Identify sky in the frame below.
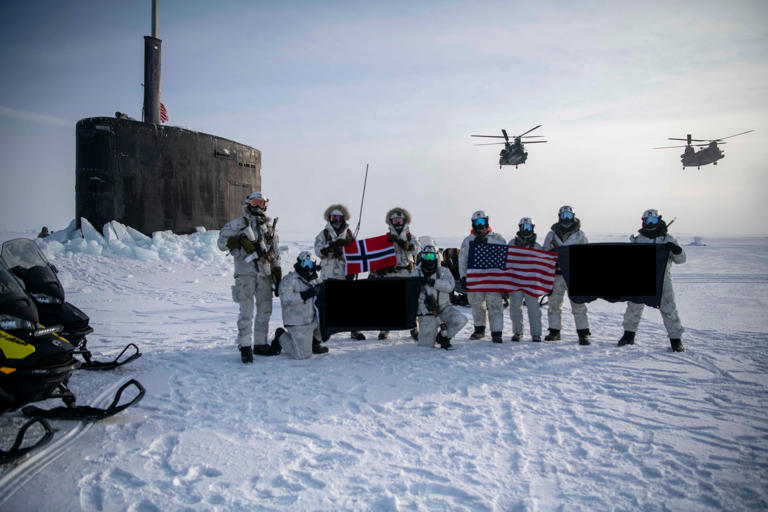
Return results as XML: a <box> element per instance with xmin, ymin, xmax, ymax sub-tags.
<box><xmin>1</xmin><ymin>0</ymin><xmax>767</xmax><ymax>237</ymax></box>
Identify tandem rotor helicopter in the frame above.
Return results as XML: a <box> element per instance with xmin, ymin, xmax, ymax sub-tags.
<box><xmin>653</xmin><ymin>130</ymin><xmax>754</xmax><ymax>169</ymax></box>
<box><xmin>471</xmin><ymin>125</ymin><xmax>547</xmax><ymax>169</ymax></box>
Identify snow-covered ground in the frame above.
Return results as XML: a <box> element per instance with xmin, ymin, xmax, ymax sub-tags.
<box><xmin>1</xmin><ymin>227</ymin><xmax>767</xmax><ymax>511</ymax></box>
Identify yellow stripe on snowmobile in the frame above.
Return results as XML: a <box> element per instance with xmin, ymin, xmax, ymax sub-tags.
<box><xmin>0</xmin><ymin>330</ymin><xmax>36</xmax><ymax>359</ymax></box>
<box><xmin>0</xmin><ymin>367</ymin><xmax>16</xmax><ymax>374</ymax></box>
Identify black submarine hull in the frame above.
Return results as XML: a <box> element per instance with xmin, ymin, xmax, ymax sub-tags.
<box><xmin>76</xmin><ymin>116</ymin><xmax>261</xmax><ymax>236</ymax></box>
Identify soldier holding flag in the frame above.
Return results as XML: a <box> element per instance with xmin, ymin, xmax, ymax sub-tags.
<box><xmin>370</xmin><ymin>207</ymin><xmax>421</xmax><ymax>340</ymax></box>
<box><xmin>618</xmin><ymin>209</ymin><xmax>686</xmax><ymax>352</ymax></box>
<box><xmin>542</xmin><ymin>205</ymin><xmax>591</xmax><ymax>345</ymax></box>
<box><xmin>459</xmin><ymin>210</ymin><xmax>507</xmax><ymax>343</ymax></box>
<box><xmin>314</xmin><ymin>204</ymin><xmax>365</xmax><ymax>340</ymax></box>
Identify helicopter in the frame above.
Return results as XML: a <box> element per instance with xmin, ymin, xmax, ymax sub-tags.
<box><xmin>471</xmin><ymin>125</ymin><xmax>547</xmax><ymax>169</ymax></box>
<box><xmin>653</xmin><ymin>130</ymin><xmax>754</xmax><ymax>169</ymax></box>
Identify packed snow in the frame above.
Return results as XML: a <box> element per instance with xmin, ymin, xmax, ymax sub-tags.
<box><xmin>0</xmin><ymin>222</ymin><xmax>767</xmax><ymax>511</ymax></box>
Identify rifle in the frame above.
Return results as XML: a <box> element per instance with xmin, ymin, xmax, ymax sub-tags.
<box><xmin>354</xmin><ymin>164</ymin><xmax>369</xmax><ymax>239</ymax></box>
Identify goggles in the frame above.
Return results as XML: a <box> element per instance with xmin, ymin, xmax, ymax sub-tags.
<box><xmin>559</xmin><ymin>211</ymin><xmax>574</xmax><ymax>220</ymax></box>
<box><xmin>299</xmin><ymin>258</ymin><xmax>316</xmax><ymax>269</ymax></box>
<box><xmin>472</xmin><ymin>218</ymin><xmax>488</xmax><ymax>227</ymax></box>
<box><xmin>422</xmin><ymin>252</ymin><xmax>438</xmax><ymax>261</ymax></box>
<box><xmin>520</xmin><ymin>222</ymin><xmax>533</xmax><ymax>231</ymax></box>
<box><xmin>329</xmin><ymin>214</ymin><xmax>344</xmax><ymax>223</ymax></box>
<box><xmin>248</xmin><ymin>197</ymin><xmax>267</xmax><ymax>208</ymax></box>
<box><xmin>391</xmin><ymin>216</ymin><xmax>405</xmax><ymax>227</ymax></box>
<box><xmin>644</xmin><ymin>215</ymin><xmax>660</xmax><ymax>225</ymax></box>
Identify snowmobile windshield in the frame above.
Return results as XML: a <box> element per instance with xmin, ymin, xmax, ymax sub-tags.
<box><xmin>1</xmin><ymin>238</ymin><xmax>50</xmax><ymax>271</ymax></box>
<box><xmin>0</xmin><ymin>260</ymin><xmax>38</xmax><ymax>325</ymax></box>
<box><xmin>1</xmin><ymin>239</ymin><xmax>64</xmax><ymax>302</ymax></box>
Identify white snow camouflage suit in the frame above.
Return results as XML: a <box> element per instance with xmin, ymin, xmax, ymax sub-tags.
<box><xmin>411</xmin><ymin>264</ymin><xmax>468</xmax><ymax>347</ymax></box>
<box><xmin>314</xmin><ymin>204</ymin><xmax>355</xmax><ymax>281</ymax></box>
<box><xmin>276</xmin><ymin>270</ymin><xmax>322</xmax><ymax>360</ymax></box>
<box><xmin>217</xmin><ymin>208</ymin><xmax>280</xmax><ymax>348</ymax></box>
<box><xmin>459</xmin><ymin>230</ymin><xmax>507</xmax><ymax>333</ymax></box>
<box><xmin>542</xmin><ymin>221</ymin><xmax>590</xmax><ymax>331</ymax></box>
<box><xmin>622</xmin><ymin>232</ymin><xmax>686</xmax><ymax>338</ymax></box>
<box><xmin>507</xmin><ymin>236</ymin><xmax>544</xmax><ymax>339</ymax></box>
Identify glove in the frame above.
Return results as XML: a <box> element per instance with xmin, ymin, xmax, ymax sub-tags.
<box><xmin>424</xmin><ymin>294</ymin><xmax>438</xmax><ymax>313</ymax></box>
<box><xmin>240</xmin><ymin>236</ymin><xmax>256</xmax><ymax>254</ymax></box>
<box><xmin>665</xmin><ymin>242</ymin><xmax>682</xmax><ymax>255</ymax></box>
<box><xmin>388</xmin><ymin>234</ymin><xmax>407</xmax><ymax>249</ymax></box>
<box><xmin>300</xmin><ymin>286</ymin><xmax>318</xmax><ymax>301</ymax></box>
<box><xmin>474</xmin><ymin>236</ymin><xmax>487</xmax><ymax>245</ymax></box>
<box><xmin>320</xmin><ymin>247</ymin><xmax>332</xmax><ymax>257</ymax></box>
<box><xmin>226</xmin><ymin>235</ymin><xmax>243</xmax><ymax>251</ymax></box>
<box><xmin>329</xmin><ymin>238</ymin><xmax>348</xmax><ymax>248</ymax></box>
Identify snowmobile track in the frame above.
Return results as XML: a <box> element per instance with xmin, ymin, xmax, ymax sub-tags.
<box><xmin>0</xmin><ymin>378</ymin><xmax>129</xmax><ymax>507</ymax></box>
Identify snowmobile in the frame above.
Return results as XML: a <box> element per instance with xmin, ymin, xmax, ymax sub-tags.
<box><xmin>0</xmin><ymin>238</ymin><xmax>140</xmax><ymax>370</ymax></box>
<box><xmin>0</xmin><ymin>259</ymin><xmax>145</xmax><ymax>463</ymax></box>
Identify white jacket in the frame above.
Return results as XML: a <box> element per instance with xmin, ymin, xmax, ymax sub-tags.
<box><xmin>411</xmin><ymin>265</ymin><xmax>455</xmax><ymax>316</ymax></box>
<box><xmin>217</xmin><ymin>209</ymin><xmax>280</xmax><ymax>277</ymax></box>
<box><xmin>629</xmin><ymin>232</ymin><xmax>686</xmax><ymax>274</ymax></box>
<box><xmin>458</xmin><ymin>231</ymin><xmax>507</xmax><ymax>278</ymax></box>
<box><xmin>278</xmin><ymin>270</ymin><xmax>319</xmax><ymax>326</ymax></box>
<box><xmin>314</xmin><ymin>223</ymin><xmax>355</xmax><ymax>280</ymax></box>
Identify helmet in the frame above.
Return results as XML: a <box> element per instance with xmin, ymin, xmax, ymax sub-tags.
<box><xmin>419</xmin><ymin>244</ymin><xmax>440</xmax><ymax>274</ymax></box>
<box><xmin>558</xmin><ymin>205</ymin><xmax>574</xmax><ymax>221</ymax></box>
<box><xmin>642</xmin><ymin>208</ymin><xmax>661</xmax><ymax>227</ymax></box>
<box><xmin>245</xmin><ymin>192</ymin><xmax>268</xmax><ymax>215</ymax></box>
<box><xmin>518</xmin><ymin>217</ymin><xmax>535</xmax><ymax>232</ymax></box>
<box><xmin>471</xmin><ymin>210</ymin><xmax>489</xmax><ymax>232</ymax></box>
<box><xmin>295</xmin><ymin>250</ymin><xmax>319</xmax><ymax>281</ymax></box>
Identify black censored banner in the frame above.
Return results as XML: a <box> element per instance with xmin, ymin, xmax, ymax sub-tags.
<box><xmin>558</xmin><ymin>243</ymin><xmax>670</xmax><ymax>307</ymax></box>
<box><xmin>317</xmin><ymin>277</ymin><xmax>421</xmax><ymax>339</ymax></box>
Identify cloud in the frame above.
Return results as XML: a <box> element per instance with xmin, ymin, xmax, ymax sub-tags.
<box><xmin>0</xmin><ymin>105</ymin><xmax>71</xmax><ymax>127</ymax></box>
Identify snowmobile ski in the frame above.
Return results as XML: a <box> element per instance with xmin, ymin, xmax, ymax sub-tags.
<box><xmin>0</xmin><ymin>417</ymin><xmax>54</xmax><ymax>464</ymax></box>
<box><xmin>21</xmin><ymin>379</ymin><xmax>145</xmax><ymax>421</ymax></box>
<box><xmin>78</xmin><ymin>342</ymin><xmax>142</xmax><ymax>371</ymax></box>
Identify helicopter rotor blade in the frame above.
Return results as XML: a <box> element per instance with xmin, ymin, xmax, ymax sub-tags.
<box><xmin>521</xmin><ymin>135</ymin><xmax>546</xmax><ymax>138</ymax></box>
<box><xmin>653</xmin><ymin>145</ymin><xmax>689</xmax><ymax>149</ymax></box>
<box><xmin>473</xmin><ymin>142</ymin><xmax>508</xmax><ymax>146</ymax></box>
<box><xmin>517</xmin><ymin>125</ymin><xmax>542</xmax><ymax>138</ymax></box>
<box><xmin>470</xmin><ymin>135</ymin><xmax>507</xmax><ymax>138</ymax></box>
<box><xmin>668</xmin><ymin>137</ymin><xmax>708</xmax><ymax>142</ymax></box>
<box><xmin>502</xmin><ymin>129</ymin><xmax>509</xmax><ymax>142</ymax></box>
<box><xmin>522</xmin><ymin>140</ymin><xmax>548</xmax><ymax>144</ymax></box>
<box><xmin>714</xmin><ymin>130</ymin><xmax>754</xmax><ymax>141</ymax></box>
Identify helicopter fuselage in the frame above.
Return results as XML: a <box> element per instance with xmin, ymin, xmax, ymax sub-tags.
<box><xmin>681</xmin><ymin>142</ymin><xmax>724</xmax><ymax>168</ymax></box>
<box><xmin>499</xmin><ymin>144</ymin><xmax>528</xmax><ymax>167</ymax></box>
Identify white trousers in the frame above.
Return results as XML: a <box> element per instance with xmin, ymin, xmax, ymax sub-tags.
<box><xmin>468</xmin><ymin>291</ymin><xmax>504</xmax><ymax>332</ymax></box>
<box><xmin>509</xmin><ymin>291</ymin><xmax>542</xmax><ymax>337</ymax></box>
<box><xmin>547</xmin><ymin>275</ymin><xmax>589</xmax><ymax>331</ymax></box>
<box><xmin>233</xmin><ymin>273</ymin><xmax>273</xmax><ymax>347</ymax></box>
<box><xmin>623</xmin><ymin>274</ymin><xmax>684</xmax><ymax>338</ymax></box>
<box><xmin>416</xmin><ymin>307</ymin><xmax>468</xmax><ymax>347</ymax></box>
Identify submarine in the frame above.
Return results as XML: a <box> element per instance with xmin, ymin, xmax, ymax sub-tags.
<box><xmin>75</xmin><ymin>0</ymin><xmax>261</xmax><ymax>236</ymax></box>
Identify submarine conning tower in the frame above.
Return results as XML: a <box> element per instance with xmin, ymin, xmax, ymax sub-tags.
<box><xmin>75</xmin><ymin>0</ymin><xmax>261</xmax><ymax>236</ymax></box>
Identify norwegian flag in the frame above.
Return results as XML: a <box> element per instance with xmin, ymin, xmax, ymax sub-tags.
<box><xmin>343</xmin><ymin>234</ymin><xmax>397</xmax><ymax>275</ymax></box>
<box><xmin>467</xmin><ymin>243</ymin><xmax>557</xmax><ymax>297</ymax></box>
<box><xmin>160</xmin><ymin>102</ymin><xmax>168</xmax><ymax>123</ymax></box>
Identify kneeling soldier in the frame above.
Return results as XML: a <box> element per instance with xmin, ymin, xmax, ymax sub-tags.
<box><xmin>411</xmin><ymin>243</ymin><xmax>468</xmax><ymax>350</ymax></box>
<box><xmin>273</xmin><ymin>251</ymin><xmax>329</xmax><ymax>359</ymax></box>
